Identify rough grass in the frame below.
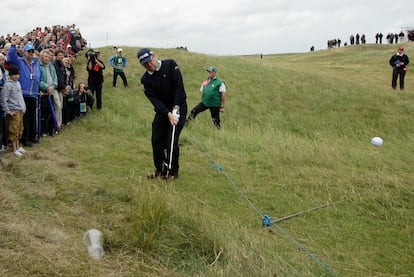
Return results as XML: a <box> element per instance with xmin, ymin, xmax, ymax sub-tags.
<box><xmin>1</xmin><ymin>43</ymin><xmax>413</xmax><ymax>276</ymax></box>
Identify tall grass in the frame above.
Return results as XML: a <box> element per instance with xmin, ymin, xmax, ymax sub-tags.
<box><xmin>1</xmin><ymin>43</ymin><xmax>413</xmax><ymax>276</ymax></box>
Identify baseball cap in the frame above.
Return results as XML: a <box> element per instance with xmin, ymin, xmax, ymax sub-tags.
<box><xmin>23</xmin><ymin>44</ymin><xmax>35</xmax><ymax>51</ymax></box>
<box><xmin>398</xmin><ymin>46</ymin><xmax>404</xmax><ymax>51</ymax></box>
<box><xmin>8</xmin><ymin>65</ymin><xmax>20</xmax><ymax>75</ymax></box>
<box><xmin>117</xmin><ymin>48</ymin><xmax>123</xmax><ymax>52</ymax></box>
<box><xmin>137</xmin><ymin>48</ymin><xmax>153</xmax><ymax>64</ymax></box>
<box><xmin>206</xmin><ymin>66</ymin><xmax>217</xmax><ymax>72</ymax></box>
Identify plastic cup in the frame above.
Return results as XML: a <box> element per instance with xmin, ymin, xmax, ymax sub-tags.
<box><xmin>83</xmin><ymin>229</ymin><xmax>104</xmax><ymax>259</ymax></box>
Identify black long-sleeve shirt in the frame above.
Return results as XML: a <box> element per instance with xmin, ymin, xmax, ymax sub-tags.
<box><xmin>141</xmin><ymin>59</ymin><xmax>187</xmax><ymax>115</ymax></box>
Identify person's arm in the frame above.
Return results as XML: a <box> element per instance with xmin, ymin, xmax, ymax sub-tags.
<box><xmin>96</xmin><ymin>59</ymin><xmax>105</xmax><ymax>69</ymax></box>
<box><xmin>220</xmin><ymin>92</ymin><xmax>226</xmax><ymax>111</ymax></box>
<box><xmin>7</xmin><ymin>45</ymin><xmax>20</xmax><ymax>66</ymax></box>
<box><xmin>108</xmin><ymin>56</ymin><xmax>114</xmax><ymax>67</ymax></box>
<box><xmin>170</xmin><ymin>60</ymin><xmax>186</xmax><ymax>106</ymax></box>
<box><xmin>389</xmin><ymin>56</ymin><xmax>396</xmax><ymax>67</ymax></box>
<box><xmin>404</xmin><ymin>55</ymin><xmax>409</xmax><ymax>66</ymax></box>
<box><xmin>220</xmin><ymin>82</ymin><xmax>226</xmax><ymax>111</ymax></box>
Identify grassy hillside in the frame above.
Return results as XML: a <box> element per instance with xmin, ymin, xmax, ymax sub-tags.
<box><xmin>1</xmin><ymin>43</ymin><xmax>413</xmax><ymax>276</ymax></box>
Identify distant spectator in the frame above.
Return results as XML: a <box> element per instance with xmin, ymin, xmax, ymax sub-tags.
<box><xmin>109</xmin><ymin>48</ymin><xmax>128</xmax><ymax>88</ymax></box>
<box><xmin>350</xmin><ymin>35</ymin><xmax>355</xmax><ymax>45</ymax></box>
<box><xmin>389</xmin><ymin>46</ymin><xmax>409</xmax><ymax>90</ymax></box>
<box><xmin>361</xmin><ymin>34</ymin><xmax>366</xmax><ymax>44</ymax></box>
<box><xmin>398</xmin><ymin>31</ymin><xmax>404</xmax><ymax>43</ymax></box>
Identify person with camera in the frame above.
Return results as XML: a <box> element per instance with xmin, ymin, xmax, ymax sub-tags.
<box><xmin>86</xmin><ymin>51</ymin><xmax>105</xmax><ymax>109</ymax></box>
<box><xmin>74</xmin><ymin>82</ymin><xmax>94</xmax><ymax>117</ymax></box>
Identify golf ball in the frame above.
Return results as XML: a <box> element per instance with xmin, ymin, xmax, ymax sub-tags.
<box><xmin>371</xmin><ymin>137</ymin><xmax>383</xmax><ymax>147</ymax></box>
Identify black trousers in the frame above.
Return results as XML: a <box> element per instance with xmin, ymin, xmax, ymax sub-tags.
<box><xmin>113</xmin><ymin>70</ymin><xmax>128</xmax><ymax>87</ymax></box>
<box><xmin>89</xmin><ymin>83</ymin><xmax>103</xmax><ymax>109</ymax></box>
<box><xmin>392</xmin><ymin>68</ymin><xmax>406</xmax><ymax>89</ymax></box>
<box><xmin>189</xmin><ymin>102</ymin><xmax>221</xmax><ymax>129</ymax></box>
<box><xmin>151</xmin><ymin>104</ymin><xmax>187</xmax><ymax>176</ymax></box>
<box><xmin>22</xmin><ymin>96</ymin><xmax>38</xmax><ymax>143</ymax></box>
<box><xmin>40</xmin><ymin>95</ymin><xmax>55</xmax><ymax>136</ymax></box>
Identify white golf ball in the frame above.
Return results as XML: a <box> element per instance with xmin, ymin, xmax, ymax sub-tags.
<box><xmin>371</xmin><ymin>137</ymin><xmax>383</xmax><ymax>147</ymax></box>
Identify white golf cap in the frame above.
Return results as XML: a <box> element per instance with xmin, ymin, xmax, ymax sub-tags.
<box><xmin>117</xmin><ymin>48</ymin><xmax>123</xmax><ymax>52</ymax></box>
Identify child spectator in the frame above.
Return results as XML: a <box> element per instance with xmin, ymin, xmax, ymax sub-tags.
<box><xmin>0</xmin><ymin>65</ymin><xmax>26</xmax><ymax>157</ymax></box>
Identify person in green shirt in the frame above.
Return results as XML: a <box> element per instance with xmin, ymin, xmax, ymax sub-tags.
<box><xmin>109</xmin><ymin>48</ymin><xmax>128</xmax><ymax>87</ymax></box>
<box><xmin>186</xmin><ymin>66</ymin><xmax>226</xmax><ymax>129</ymax></box>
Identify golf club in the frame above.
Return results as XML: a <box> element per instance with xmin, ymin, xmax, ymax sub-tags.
<box><xmin>271</xmin><ymin>202</ymin><xmax>338</xmax><ymax>224</ymax></box>
<box><xmin>166</xmin><ymin>105</ymin><xmax>180</xmax><ymax>177</ymax></box>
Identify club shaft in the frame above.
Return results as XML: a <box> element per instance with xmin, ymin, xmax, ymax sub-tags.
<box><xmin>167</xmin><ymin>125</ymin><xmax>176</xmax><ymax>175</ymax></box>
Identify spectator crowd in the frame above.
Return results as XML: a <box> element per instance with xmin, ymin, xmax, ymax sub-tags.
<box><xmin>0</xmin><ymin>24</ymin><xmax>95</xmax><ymax>159</ymax></box>
<box><xmin>325</xmin><ymin>30</ymin><xmax>411</xmax><ymax>50</ymax></box>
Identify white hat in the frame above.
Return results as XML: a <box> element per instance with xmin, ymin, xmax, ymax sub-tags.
<box><xmin>117</xmin><ymin>48</ymin><xmax>123</xmax><ymax>52</ymax></box>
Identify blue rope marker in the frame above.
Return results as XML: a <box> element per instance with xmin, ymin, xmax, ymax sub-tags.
<box><xmin>186</xmin><ymin>135</ymin><xmax>336</xmax><ymax>275</ymax></box>
<box><xmin>262</xmin><ymin>214</ymin><xmax>272</xmax><ymax>227</ymax></box>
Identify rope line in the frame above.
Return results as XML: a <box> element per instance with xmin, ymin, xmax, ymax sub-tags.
<box><xmin>185</xmin><ymin>134</ymin><xmax>336</xmax><ymax>275</ymax></box>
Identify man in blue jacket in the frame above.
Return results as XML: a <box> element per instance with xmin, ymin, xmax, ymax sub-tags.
<box><xmin>8</xmin><ymin>43</ymin><xmax>41</xmax><ymax>146</ymax></box>
<box><xmin>109</xmin><ymin>48</ymin><xmax>128</xmax><ymax>87</ymax></box>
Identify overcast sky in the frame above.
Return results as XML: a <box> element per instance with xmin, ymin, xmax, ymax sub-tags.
<box><xmin>1</xmin><ymin>0</ymin><xmax>413</xmax><ymax>55</ymax></box>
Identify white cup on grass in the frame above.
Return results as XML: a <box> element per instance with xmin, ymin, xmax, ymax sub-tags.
<box><xmin>83</xmin><ymin>229</ymin><xmax>105</xmax><ymax>259</ymax></box>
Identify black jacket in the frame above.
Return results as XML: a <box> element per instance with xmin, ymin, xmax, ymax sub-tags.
<box><xmin>389</xmin><ymin>53</ymin><xmax>409</xmax><ymax>69</ymax></box>
<box><xmin>141</xmin><ymin>59</ymin><xmax>187</xmax><ymax>115</ymax></box>
<box><xmin>53</xmin><ymin>60</ymin><xmax>67</xmax><ymax>91</ymax></box>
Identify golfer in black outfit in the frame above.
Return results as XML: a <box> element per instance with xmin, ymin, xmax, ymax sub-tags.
<box><xmin>138</xmin><ymin>48</ymin><xmax>187</xmax><ymax>181</ymax></box>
